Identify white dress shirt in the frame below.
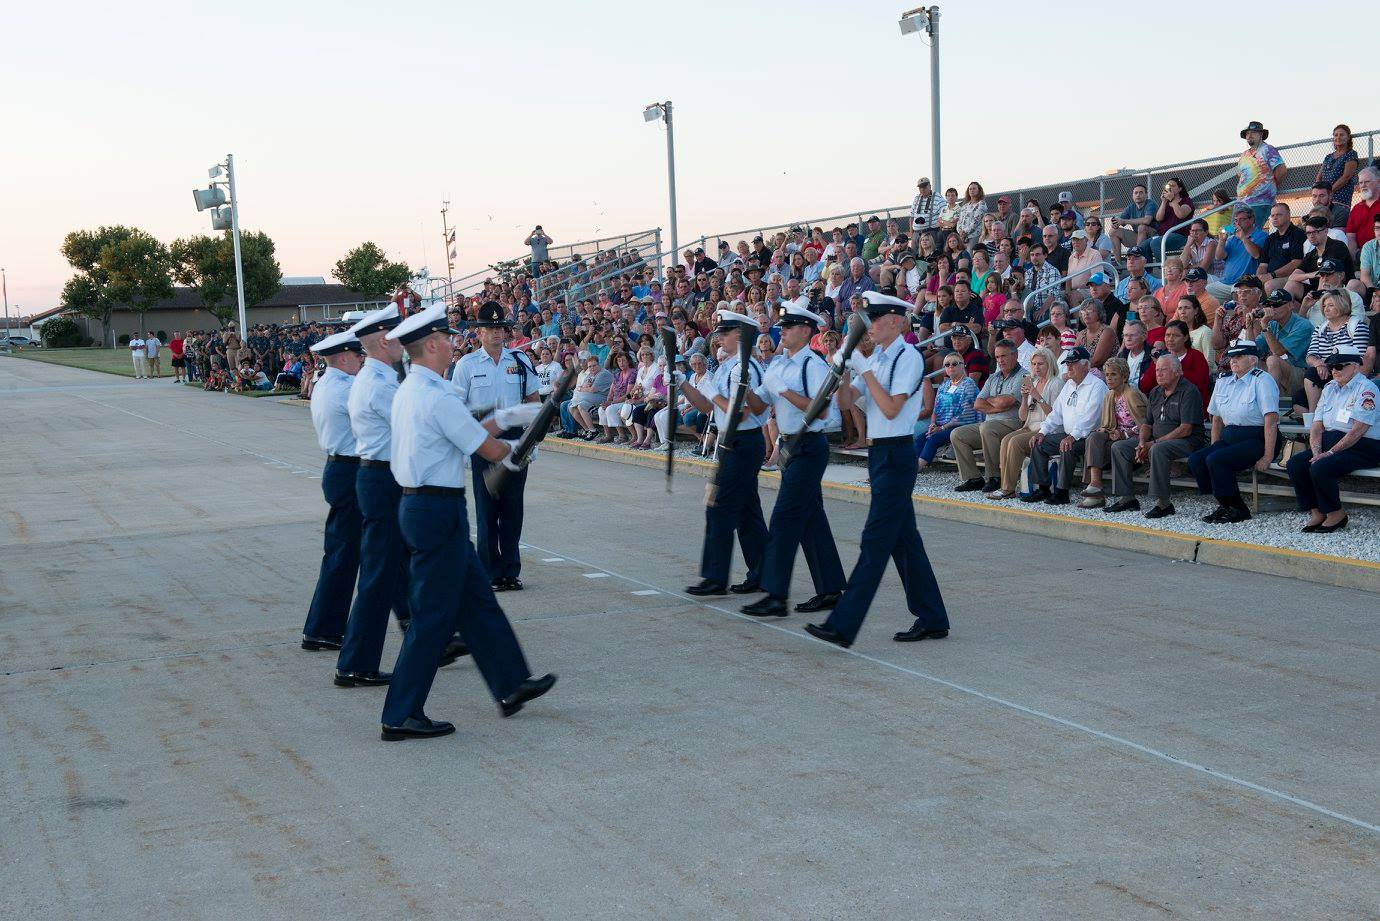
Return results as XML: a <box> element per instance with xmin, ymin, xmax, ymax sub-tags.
<box><xmin>850</xmin><ymin>337</ymin><xmax>926</xmax><ymax>438</ymax></box>
<box><xmin>389</xmin><ymin>365</ymin><xmax>490</xmax><ymax>488</ymax></box>
<box><xmin>709</xmin><ymin>355</ymin><xmax>767</xmax><ymax>432</ymax></box>
<box><xmin>451</xmin><ymin>346</ymin><xmax>537</xmax><ymax>413</ymax></box>
<box><xmin>1207</xmin><ymin>367</ymin><xmax>1280</xmax><ymax>427</ymax></box>
<box><xmin>1039</xmin><ymin>374</ymin><xmax>1109</xmax><ymax>439</ymax></box>
<box><xmin>348</xmin><ymin>357</ymin><xmax>401</xmax><ymax>461</ymax></box>
<box><xmin>310</xmin><ymin>367</ymin><xmax>357</xmax><ymax>456</ymax></box>
<box><xmin>762</xmin><ymin>346</ymin><xmax>831</xmax><ymax>435</ymax></box>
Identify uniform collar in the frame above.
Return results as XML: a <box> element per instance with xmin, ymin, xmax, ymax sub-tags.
<box><xmin>410</xmin><ymin>364</ymin><xmax>445</xmax><ymax>384</ymax></box>
<box><xmin>364</xmin><ymin>356</ymin><xmax>394</xmax><ymax>376</ymax></box>
<box><xmin>321</xmin><ymin>366</ymin><xmax>351</xmax><ymax>382</ymax></box>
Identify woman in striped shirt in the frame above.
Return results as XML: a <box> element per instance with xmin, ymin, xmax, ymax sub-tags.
<box><xmin>1303</xmin><ymin>290</ymin><xmax>1370</xmax><ymax>412</ymax></box>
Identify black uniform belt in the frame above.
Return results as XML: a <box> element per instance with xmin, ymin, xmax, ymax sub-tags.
<box><xmin>402</xmin><ymin>486</ymin><xmax>465</xmax><ymax>497</ymax></box>
<box><xmin>871</xmin><ymin>435</ymin><xmax>912</xmax><ymax>445</ymax></box>
<box><xmin>359</xmin><ymin>459</ymin><xmax>391</xmax><ymax>469</ymax></box>
<box><xmin>327</xmin><ymin>454</ymin><xmax>360</xmax><ymax>464</ymax></box>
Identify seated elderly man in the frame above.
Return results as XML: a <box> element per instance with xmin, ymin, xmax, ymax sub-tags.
<box><xmin>951</xmin><ymin>339</ymin><xmax>1028</xmax><ymax>493</ymax></box>
<box><xmin>1023</xmin><ymin>346</ymin><xmax>1108</xmax><ymax>504</ymax></box>
<box><xmin>1105</xmin><ymin>353</ymin><xmax>1207</xmax><ymax>518</ymax></box>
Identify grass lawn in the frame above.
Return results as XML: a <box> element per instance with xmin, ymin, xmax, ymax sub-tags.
<box><xmin>5</xmin><ymin>347</ymin><xmax>155</xmax><ymax>378</ymax></box>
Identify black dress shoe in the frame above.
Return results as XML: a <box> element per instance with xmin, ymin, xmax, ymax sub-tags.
<box><xmin>1219</xmin><ymin>504</ymin><xmax>1252</xmax><ymax>523</ymax></box>
<box><xmin>504</xmin><ymin>577</ymin><xmax>523</xmax><ymax>591</ymax></box>
<box><xmin>500</xmin><ymin>673</ymin><xmax>557</xmax><ymax>717</ymax></box>
<box><xmin>301</xmin><ymin>635</ymin><xmax>343</xmax><ymax>651</ymax></box>
<box><xmin>1144</xmin><ymin>502</ymin><xmax>1175</xmax><ymax>519</ymax></box>
<box><xmin>1201</xmin><ymin>504</ymin><xmax>1229</xmax><ymax>523</ymax></box>
<box><xmin>1314</xmin><ymin>515</ymin><xmax>1349</xmax><ymax>534</ymax></box>
<box><xmin>729</xmin><ymin>580</ymin><xmax>761</xmax><ymax>594</ymax></box>
<box><xmin>741</xmin><ymin>596</ymin><xmax>789</xmax><ymax>617</ymax></box>
<box><xmin>804</xmin><ymin>622</ymin><xmax>852</xmax><ymax>648</ymax></box>
<box><xmin>438</xmin><ymin>637</ymin><xmax>470</xmax><ymax>667</ymax></box>
<box><xmin>983</xmin><ymin>477</ymin><xmax>1000</xmax><ymax>493</ymax></box>
<box><xmin>794</xmin><ymin>592</ymin><xmax>841</xmax><ymax>613</ymax></box>
<box><xmin>334</xmin><ymin>669</ymin><xmax>392</xmax><ymax>687</ymax></box>
<box><xmin>1044</xmin><ymin>488</ymin><xmax>1071</xmax><ymax>506</ymax></box>
<box><xmin>953</xmin><ymin>477</ymin><xmax>985</xmax><ymax>492</ymax></box>
<box><xmin>685</xmin><ymin>579</ymin><xmax>728</xmax><ymax>596</ymax></box>
<box><xmin>395</xmin><ymin>617</ymin><xmax>411</xmax><ymax>635</ymax></box>
<box><xmin>381</xmin><ymin>716</ymin><xmax>455</xmax><ymax>741</ymax></box>
<box><xmin>1019</xmin><ymin>486</ymin><xmax>1051</xmax><ymax>503</ymax></box>
<box><xmin>893</xmin><ymin>624</ymin><xmax>950</xmax><ymax>643</ymax></box>
<box><xmin>1104</xmin><ymin>497</ymin><xmax>1141</xmax><ymax>513</ymax></box>
<box><xmin>492</xmin><ymin>577</ymin><xmax>511</xmax><ymax>592</ymax></box>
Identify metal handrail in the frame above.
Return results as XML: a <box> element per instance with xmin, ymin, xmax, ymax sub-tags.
<box><xmin>1021</xmin><ymin>259</ymin><xmax>1119</xmax><ymax>320</ymax></box>
<box><xmin>1160</xmin><ymin>198</ymin><xmax>1238</xmax><ymax>268</ymax></box>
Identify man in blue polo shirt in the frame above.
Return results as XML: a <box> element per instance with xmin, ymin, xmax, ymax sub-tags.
<box><xmin>1207</xmin><ymin>206</ymin><xmax>1268</xmax><ymax>300</ymax></box>
<box><xmin>1248</xmin><ymin>288</ymin><xmax>1312</xmax><ymax>397</ymax></box>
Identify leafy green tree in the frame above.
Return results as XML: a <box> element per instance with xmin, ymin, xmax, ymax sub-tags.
<box><xmin>171</xmin><ymin>230</ymin><xmax>282</xmax><ymax>327</ymax></box>
<box><xmin>333</xmin><ymin>242</ymin><xmax>410</xmax><ymax>299</ymax></box>
<box><xmin>60</xmin><ymin>226</ymin><xmax>174</xmax><ymax>344</ymax></box>
<box><xmin>38</xmin><ymin>315</ymin><xmax>83</xmax><ymax>347</ymax></box>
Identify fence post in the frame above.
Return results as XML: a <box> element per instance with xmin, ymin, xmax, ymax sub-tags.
<box><xmin>653</xmin><ymin>229</ymin><xmax>663</xmax><ymax>279</ymax></box>
<box><xmin>1097</xmin><ymin>177</ymin><xmax>1106</xmax><ymax>217</ymax></box>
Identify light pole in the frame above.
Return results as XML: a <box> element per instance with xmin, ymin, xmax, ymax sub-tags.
<box><xmin>192</xmin><ymin>155</ymin><xmax>248</xmax><ymax>336</ymax></box>
<box><xmin>1</xmin><ymin>268</ymin><xmax>10</xmax><ymax>353</ymax></box>
<box><xmin>643</xmin><ymin>101</ymin><xmax>678</xmax><ymax>271</ymax></box>
<box><xmin>899</xmin><ymin>7</ymin><xmax>941</xmax><ymax>195</ymax></box>
<box><xmin>440</xmin><ymin>200</ymin><xmax>456</xmax><ymax>302</ymax></box>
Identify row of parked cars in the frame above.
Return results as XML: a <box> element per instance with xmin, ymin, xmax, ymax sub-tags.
<box><xmin>1</xmin><ymin>336</ymin><xmax>39</xmax><ymax>348</ymax></box>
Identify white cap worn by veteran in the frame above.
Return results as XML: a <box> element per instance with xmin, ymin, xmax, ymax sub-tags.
<box><xmin>310</xmin><ymin>331</ymin><xmax>362</xmax><ymax>355</ymax></box>
<box><xmin>386</xmin><ymin>304</ymin><xmax>458</xmax><ymax>345</ymax></box>
<box><xmin>715</xmin><ymin>307</ymin><xmax>758</xmax><ymax>331</ymax></box>
<box><xmin>777</xmin><ymin>298</ymin><xmax>825</xmax><ymax>328</ymax></box>
<box><xmin>347</xmin><ymin>303</ymin><xmax>402</xmax><ymax>338</ymax></box>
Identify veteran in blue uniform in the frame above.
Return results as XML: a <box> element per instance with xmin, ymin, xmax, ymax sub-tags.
<box><xmin>380</xmin><ymin>305</ymin><xmax>556</xmax><ymax>741</ymax></box>
<box><xmin>1187</xmin><ymin>343</ymin><xmax>1280</xmax><ymax>524</ymax></box>
<box><xmin>805</xmin><ymin>290</ymin><xmax>950</xmax><ymax>649</ymax></box>
<box><xmin>740</xmin><ymin>300</ymin><xmax>846</xmax><ymax>618</ymax></box>
<box><xmin>1286</xmin><ymin>348</ymin><xmax>1380</xmax><ymax>534</ymax></box>
<box><xmin>301</xmin><ymin>331</ymin><xmax>365</xmax><ymax>652</ymax></box>
<box><xmin>679</xmin><ymin>308</ymin><xmax>770</xmax><ymax>597</ymax></box>
<box><xmin>451</xmin><ymin>300</ymin><xmax>540</xmax><ymax>591</ymax></box>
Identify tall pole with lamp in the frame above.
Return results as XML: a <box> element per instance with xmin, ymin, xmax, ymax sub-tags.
<box><xmin>192</xmin><ymin>155</ymin><xmax>248</xmax><ymax>337</ymax></box>
<box><xmin>644</xmin><ymin>101</ymin><xmax>679</xmax><ymax>271</ymax></box>
<box><xmin>899</xmin><ymin>7</ymin><xmax>942</xmax><ymax>195</ymax></box>
<box><xmin>1</xmin><ymin>268</ymin><xmax>10</xmax><ymax>353</ymax></box>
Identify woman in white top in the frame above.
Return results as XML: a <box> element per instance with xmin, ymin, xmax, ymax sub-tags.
<box><xmin>534</xmin><ymin>346</ymin><xmax>562</xmax><ymax>396</ymax></box>
<box><xmin>988</xmin><ymin>347</ymin><xmax>1065</xmax><ymax>499</ymax></box>
<box><xmin>823</xmin><ymin>265</ymin><xmax>846</xmax><ymax>303</ymax></box>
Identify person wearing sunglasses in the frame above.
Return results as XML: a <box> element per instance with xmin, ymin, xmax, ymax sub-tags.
<box><xmin>915</xmin><ymin>352</ymin><xmax>981</xmax><ymax>470</ymax></box>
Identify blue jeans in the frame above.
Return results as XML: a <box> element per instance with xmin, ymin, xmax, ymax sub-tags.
<box><xmin>559</xmin><ymin>399</ymin><xmax>576</xmax><ymax>433</ymax></box>
<box><xmin>914</xmin><ymin>426</ymin><xmax>954</xmax><ymax>463</ymax></box>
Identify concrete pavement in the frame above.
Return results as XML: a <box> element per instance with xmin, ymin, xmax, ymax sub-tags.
<box><xmin>1</xmin><ymin>355</ymin><xmax>1377</xmax><ymax>920</ymax></box>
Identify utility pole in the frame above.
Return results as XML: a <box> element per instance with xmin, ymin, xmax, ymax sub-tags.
<box><xmin>225</xmin><ymin>155</ymin><xmax>249</xmax><ymax>339</ymax></box>
<box><xmin>643</xmin><ymin>101</ymin><xmax>679</xmax><ymax>266</ymax></box>
<box><xmin>440</xmin><ymin>201</ymin><xmax>456</xmax><ymax>303</ymax></box>
<box><xmin>1</xmin><ymin>268</ymin><xmax>10</xmax><ymax>353</ymax></box>
<box><xmin>900</xmin><ymin>6</ymin><xmax>942</xmax><ymax>195</ymax></box>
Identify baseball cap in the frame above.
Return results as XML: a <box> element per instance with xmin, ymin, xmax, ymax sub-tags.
<box><xmin>1058</xmin><ymin>191</ymin><xmax>1073</xmax><ymax>203</ymax></box>
<box><xmin>1087</xmin><ymin>272</ymin><xmax>1108</xmax><ymax>286</ymax></box>
<box><xmin>1266</xmin><ymin>289</ymin><xmax>1293</xmax><ymax>305</ymax></box>
<box><xmin>1319</xmin><ymin>258</ymin><xmax>1346</xmax><ymax>274</ymax></box>
<box><xmin>1184</xmin><ymin>267</ymin><xmax>1208</xmax><ymax>282</ymax></box>
<box><xmin>1060</xmin><ymin>345</ymin><xmax>1092</xmax><ymax>364</ymax></box>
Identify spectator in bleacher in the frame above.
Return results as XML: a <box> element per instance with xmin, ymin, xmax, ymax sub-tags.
<box><xmin>838</xmin><ymin>257</ymin><xmax>875</xmax><ymax>306</ymax></box>
<box><xmin>1049</xmin><ymin>302</ymin><xmax>1077</xmax><ymax>354</ymax></box>
<box><xmin>1106</xmin><ymin>353</ymin><xmax>1207</xmax><ymax>518</ymax></box>
<box><xmin>1234</xmin><ymin>284</ymin><xmax>1312</xmax><ymax>398</ymax></box>
<box><xmin>1024</xmin><ymin>243</ymin><xmax>1064</xmax><ymax>321</ymax></box>
<box><xmin>910</xmin><ymin>177</ymin><xmax>941</xmax><ymax>235</ymax></box>
<box><xmin>954</xmin><ymin>182</ymin><xmax>987</xmax><ymax>246</ymax></box>
<box><xmin>1082</xmin><ymin>273</ymin><xmax>1127</xmax><ymax>329</ymax></box>
<box><xmin>914</xmin><ymin>353</ymin><xmax>980</xmax><ymax>470</ymax></box>
<box><xmin>859</xmin><ymin>216</ymin><xmax>885</xmax><ymax>263</ymax></box>
<box><xmin>1236</xmin><ymin>120</ymin><xmax>1287</xmax><ymax>228</ymax></box>
<box><xmin>1116</xmin><ymin>250</ymin><xmax>1162</xmax><ymax>300</ymax></box>
<box><xmin>1077</xmin><ymin>357</ymin><xmax>1146</xmax><ymax>509</ymax></box>
<box><xmin>1135</xmin><ymin>293</ymin><xmax>1167</xmax><ymax>348</ymax></box>
<box><xmin>1287</xmin><ymin>216</ymin><xmax>1356</xmax><ymax>304</ymax></box>
<box><xmin>1075</xmin><ymin>301</ymin><xmax>1118</xmax><ymax>369</ymax></box>
<box><xmin>1288</xmin><ymin>348</ymin><xmax>1380</xmax><ymax>533</ymax></box>
<box><xmin>941</xmin><ymin>276</ymin><xmax>984</xmax><ymax>335</ymax></box>
<box><xmin>1302</xmin><ymin>290</ymin><xmax>1371</xmax><ymax>412</ymax></box>
<box><xmin>1154</xmin><ymin>256</ymin><xmax>1189</xmax><ymax>317</ymax></box>
<box><xmin>1317</xmin><ymin>125</ymin><xmax>1359</xmax><ymax>227</ymax></box>
<box><xmin>1041</xmin><ymin>224</ymin><xmax>1068</xmax><ymax>274</ymax></box>
<box><xmin>1023</xmin><ymin>346</ymin><xmax>1107</xmax><ymax>504</ymax></box>
<box><xmin>948</xmin><ymin>324</ymin><xmax>989</xmax><ymax>385</ymax></box>
<box><xmin>951</xmin><ymin>340</ymin><xmax>1027</xmax><ymax>493</ymax></box>
<box><xmin>1301</xmin><ymin>259</ymin><xmax>1366</xmax><ymax>327</ymax></box>
<box><xmin>1119</xmin><ymin>319</ymin><xmax>1153</xmax><ymax>384</ymax></box>
<box><xmin>1140</xmin><ymin>177</ymin><xmax>1195</xmax><ymax>260</ymax></box>
<box><xmin>1357</xmin><ymin>213</ymin><xmax>1380</xmax><ymax>299</ymax></box>
<box><xmin>1257</xmin><ymin>202</ymin><xmax>1306</xmax><ymax>292</ymax></box>
<box><xmin>1346</xmin><ymin>166</ymin><xmax>1380</xmax><ymax>252</ymax></box>
<box><xmin>1181</xmin><ymin>221</ymin><xmax>1218</xmax><ymax>280</ymax></box>
<box><xmin>595</xmin><ymin>352</ymin><xmax>637</xmax><ymax>444</ymax></box>
<box><xmin>564</xmin><ymin>354</ymin><xmax>613</xmax><ymax>439</ymax></box>
<box><xmin>1141</xmin><ymin>320</ymin><xmax>1211</xmax><ymax>410</ymax></box>
<box><xmin>1111</xmin><ymin>183</ymin><xmax>1155</xmax><ymax>260</ymax></box>
<box><xmin>1174</xmin><ymin>295</ymin><xmax>1214</xmax><ymax>365</ymax></box>
<box><xmin>1206</xmin><ymin>206</ymin><xmax>1267</xmax><ymax>300</ymax></box>
<box><xmin>1189</xmin><ymin>342</ymin><xmax>1280</xmax><ymax>523</ymax></box>
<box><xmin>1065</xmin><ymin>230</ymin><xmax>1102</xmax><ymax>300</ymax></box>
<box><xmin>987</xmin><ymin>347</ymin><xmax>1063</xmax><ymax>500</ymax></box>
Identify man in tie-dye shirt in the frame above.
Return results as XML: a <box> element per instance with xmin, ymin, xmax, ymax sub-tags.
<box><xmin>1236</xmin><ymin>120</ymin><xmax>1288</xmax><ymax>228</ymax></box>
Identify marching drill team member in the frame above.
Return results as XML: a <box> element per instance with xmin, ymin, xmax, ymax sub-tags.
<box><xmin>301</xmin><ymin>331</ymin><xmax>365</xmax><ymax>651</ymax></box>
<box><xmin>382</xmin><ymin>305</ymin><xmax>555</xmax><ymax>741</ymax></box>
<box><xmin>805</xmin><ymin>290</ymin><xmax>950</xmax><ymax>648</ymax></box>
<box><xmin>679</xmin><ymin>307</ymin><xmax>769</xmax><ymax>596</ymax></box>
<box><xmin>452</xmin><ymin>301</ymin><xmax>541</xmax><ymax>591</ymax></box>
<box><xmin>1186</xmin><ymin>343</ymin><xmax>1280</xmax><ymax>524</ymax></box>
<box><xmin>1286</xmin><ymin>348</ymin><xmax>1380</xmax><ymax>534</ymax></box>
<box><xmin>740</xmin><ymin>300</ymin><xmax>846</xmax><ymax>618</ymax></box>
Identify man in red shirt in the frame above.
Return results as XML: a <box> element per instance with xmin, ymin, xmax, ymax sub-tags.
<box><xmin>1345</xmin><ymin>166</ymin><xmax>1380</xmax><ymax>251</ymax></box>
<box><xmin>168</xmin><ymin>331</ymin><xmax>187</xmax><ymax>383</ymax></box>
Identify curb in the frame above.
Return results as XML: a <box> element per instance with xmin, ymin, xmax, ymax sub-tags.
<box><xmin>540</xmin><ymin>438</ymin><xmax>1380</xmax><ymax>593</ymax></box>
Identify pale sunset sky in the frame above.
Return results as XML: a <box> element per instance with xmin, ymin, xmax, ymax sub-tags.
<box><xmin>1</xmin><ymin>0</ymin><xmax>1370</xmax><ymax>313</ymax></box>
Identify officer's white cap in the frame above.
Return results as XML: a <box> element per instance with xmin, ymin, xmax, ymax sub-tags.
<box><xmin>386</xmin><ymin>303</ymin><xmax>457</xmax><ymax>345</ymax></box>
<box><xmin>715</xmin><ymin>308</ymin><xmax>758</xmax><ymax>329</ymax></box>
<box><xmin>347</xmin><ymin>303</ymin><xmax>402</xmax><ymax>338</ymax></box>
<box><xmin>310</xmin><ymin>331</ymin><xmax>362</xmax><ymax>355</ymax></box>
<box><xmin>776</xmin><ymin>297</ymin><xmax>825</xmax><ymax>328</ymax></box>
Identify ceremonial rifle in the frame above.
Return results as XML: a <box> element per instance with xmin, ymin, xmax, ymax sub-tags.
<box><xmin>706</xmin><ymin>325</ymin><xmax>760</xmax><ymax>506</ymax></box>
<box><xmin>483</xmin><ymin>365</ymin><xmax>578</xmax><ymax>498</ymax></box>
<box><xmin>778</xmin><ymin>310</ymin><xmax>869</xmax><ymax>469</ymax></box>
<box><xmin>659</xmin><ymin>326</ymin><xmax>678</xmax><ymax>491</ymax></box>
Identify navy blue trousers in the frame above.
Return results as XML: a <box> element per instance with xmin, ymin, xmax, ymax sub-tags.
<box><xmin>760</xmin><ymin>432</ymin><xmax>846</xmax><ymax>599</ymax></box>
<box><xmin>1187</xmin><ymin>425</ymin><xmax>1265</xmax><ymax>499</ymax></box>
<box><xmin>825</xmin><ymin>439</ymin><xmax>949</xmax><ymax>643</ymax></box>
<box><xmin>382</xmin><ymin>493</ymin><xmax>530</xmax><ymax>725</ymax></box>
<box><xmin>1287</xmin><ymin>430</ymin><xmax>1380</xmax><ymax>515</ymax></box>
<box><xmin>701</xmin><ymin>429</ymin><xmax>768</xmax><ymax>586</ymax></box>
<box><xmin>471</xmin><ymin>456</ymin><xmax>527</xmax><ymax>581</ymax></box>
<box><xmin>302</xmin><ymin>459</ymin><xmax>361</xmax><ymax>639</ymax></box>
<box><xmin>336</xmin><ymin>466</ymin><xmax>410</xmax><ymax>673</ymax></box>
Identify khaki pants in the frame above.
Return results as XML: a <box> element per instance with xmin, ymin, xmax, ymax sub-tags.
<box><xmin>131</xmin><ymin>354</ymin><xmax>148</xmax><ymax>377</ymax></box>
<box><xmin>997</xmin><ymin>426</ymin><xmax>1039</xmax><ymax>493</ymax></box>
<box><xmin>951</xmin><ymin>418</ymin><xmax>1024</xmax><ymax>481</ymax></box>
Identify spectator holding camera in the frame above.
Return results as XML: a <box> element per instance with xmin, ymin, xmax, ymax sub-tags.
<box><xmin>1226</xmin><ymin>283</ymin><xmax>1312</xmax><ymax>397</ymax></box>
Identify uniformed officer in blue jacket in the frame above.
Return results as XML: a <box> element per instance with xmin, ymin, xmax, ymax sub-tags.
<box><xmin>301</xmin><ymin>331</ymin><xmax>365</xmax><ymax>651</ymax></box>
<box><xmin>805</xmin><ymin>290</ymin><xmax>950</xmax><ymax>649</ymax></box>
<box><xmin>1287</xmin><ymin>347</ymin><xmax>1380</xmax><ymax>534</ymax></box>
<box><xmin>1187</xmin><ymin>342</ymin><xmax>1280</xmax><ymax>524</ymax></box>
<box><xmin>678</xmin><ymin>307</ymin><xmax>770</xmax><ymax>596</ymax></box>
<box><xmin>740</xmin><ymin>300</ymin><xmax>847</xmax><ymax>618</ymax></box>
<box><xmin>452</xmin><ymin>301</ymin><xmax>540</xmax><ymax>591</ymax></box>
<box><xmin>380</xmin><ymin>305</ymin><xmax>556</xmax><ymax>741</ymax></box>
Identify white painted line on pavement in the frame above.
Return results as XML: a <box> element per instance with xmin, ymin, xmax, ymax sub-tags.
<box><xmin>581</xmin><ymin>572</ymin><xmax>610</xmax><ymax>579</ymax></box>
<box><xmin>631</xmin><ymin>590</ymin><xmax>661</xmax><ymax>596</ymax></box>
<box><xmin>541</xmin><ymin>557</ymin><xmax>565</xmax><ymax>562</ymax></box>
<box><xmin>522</xmin><ymin>539</ymin><xmax>1380</xmax><ymax>839</ymax></box>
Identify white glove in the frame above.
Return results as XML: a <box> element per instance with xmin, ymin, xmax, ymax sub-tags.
<box><xmin>499</xmin><ymin>438</ymin><xmax>526</xmax><ymax>472</ymax></box>
<box><xmin>844</xmin><ymin>354</ymin><xmax>871</xmax><ymax>376</ymax></box>
<box><xmin>670</xmin><ymin>371</ymin><xmax>687</xmax><ymax>386</ymax></box>
<box><xmin>494</xmin><ymin>403</ymin><xmax>543</xmax><ymax>430</ymax></box>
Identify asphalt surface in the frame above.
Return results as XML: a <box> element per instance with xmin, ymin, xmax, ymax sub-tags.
<box><xmin>1</xmin><ymin>355</ymin><xmax>1377</xmax><ymax>920</ymax></box>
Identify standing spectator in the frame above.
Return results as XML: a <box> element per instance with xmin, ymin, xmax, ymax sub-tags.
<box><xmin>525</xmin><ymin>225</ymin><xmax>553</xmax><ymax>271</ymax></box>
<box><xmin>955</xmin><ymin>182</ymin><xmax>988</xmax><ymax>249</ymax></box>
<box><xmin>950</xmin><ymin>340</ymin><xmax>1027</xmax><ymax>492</ymax></box>
<box><xmin>1316</xmin><ymin>124</ymin><xmax>1359</xmax><ymax>227</ymax></box>
<box><xmin>223</xmin><ymin>322</ymin><xmax>243</xmax><ymax>371</ymax></box>
<box><xmin>1106</xmin><ymin>353</ymin><xmax>1207</xmax><ymax>519</ymax></box>
<box><xmin>1345</xmin><ymin>166</ymin><xmax>1380</xmax><ymax>253</ymax></box>
<box><xmin>910</xmin><ymin>178</ymin><xmax>941</xmax><ymax>236</ymax></box>
<box><xmin>144</xmin><ymin>331</ymin><xmax>163</xmax><ymax>378</ymax></box>
<box><xmin>1287</xmin><ymin>348</ymin><xmax>1380</xmax><ymax>533</ymax></box>
<box><xmin>1023</xmin><ymin>347</ymin><xmax>1108</xmax><ymax>504</ymax></box>
<box><xmin>914</xmin><ymin>353</ymin><xmax>980</xmax><ymax>470</ymax></box>
<box><xmin>1236</xmin><ymin>120</ymin><xmax>1287</xmax><ymax>228</ymax></box>
<box><xmin>1077</xmin><ymin>357</ymin><xmax>1147</xmax><ymax>509</ymax></box>
<box><xmin>168</xmin><ymin>331</ymin><xmax>186</xmax><ymax>383</ymax></box>
<box><xmin>128</xmin><ymin>334</ymin><xmax>147</xmax><ymax>378</ymax></box>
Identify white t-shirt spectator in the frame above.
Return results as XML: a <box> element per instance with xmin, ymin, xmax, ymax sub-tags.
<box><xmin>129</xmin><ymin>338</ymin><xmax>145</xmax><ymax>359</ymax></box>
<box><xmin>535</xmin><ymin>361</ymin><xmax>562</xmax><ymax>395</ymax></box>
<box><xmin>144</xmin><ymin>336</ymin><xmax>161</xmax><ymax>358</ymax></box>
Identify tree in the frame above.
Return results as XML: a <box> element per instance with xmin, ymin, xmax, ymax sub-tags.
<box><xmin>171</xmin><ymin>230</ymin><xmax>282</xmax><ymax>327</ymax></box>
<box><xmin>333</xmin><ymin>242</ymin><xmax>410</xmax><ymax>300</ymax></box>
<box><xmin>488</xmin><ymin>258</ymin><xmax>526</xmax><ymax>283</ymax></box>
<box><xmin>38</xmin><ymin>315</ymin><xmax>83</xmax><ymax>348</ymax></box>
<box><xmin>60</xmin><ymin>226</ymin><xmax>174</xmax><ymax>345</ymax></box>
